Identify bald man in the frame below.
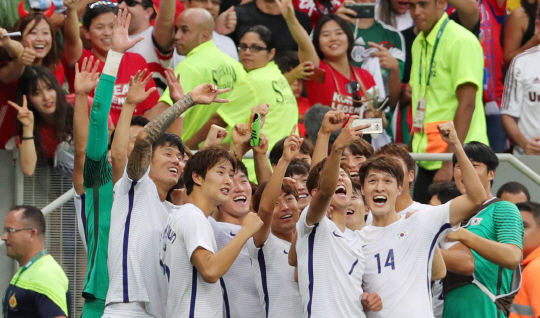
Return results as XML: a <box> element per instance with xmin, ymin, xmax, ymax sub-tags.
<box><xmin>2</xmin><ymin>206</ymin><xmax>70</xmax><ymax>318</ymax></box>
<box><xmin>151</xmin><ymin>8</ymin><xmax>246</xmax><ymax>142</ymax></box>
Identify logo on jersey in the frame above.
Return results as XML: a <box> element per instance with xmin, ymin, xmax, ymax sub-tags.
<box><xmin>533</xmin><ymin>77</ymin><xmax>540</xmax><ymax>84</ymax></box>
<box><xmin>396</xmin><ymin>231</ymin><xmax>408</xmax><ymax>239</ymax></box>
<box><xmin>9</xmin><ymin>293</ymin><xmax>17</xmax><ymax>308</ymax></box>
<box><xmin>333</xmin><ymin>231</ymin><xmax>344</xmax><ymax>238</ymax></box>
<box><xmin>529</xmin><ymin>92</ymin><xmax>540</xmax><ymax>102</ymax></box>
<box><xmin>230</xmin><ymin>231</ymin><xmax>236</xmax><ymax>237</ymax></box>
<box><xmin>471</xmin><ymin>218</ymin><xmax>483</xmax><ymax>226</ymax></box>
<box><xmin>283</xmin><ymin>249</ymin><xmax>289</xmax><ymax>254</ymax></box>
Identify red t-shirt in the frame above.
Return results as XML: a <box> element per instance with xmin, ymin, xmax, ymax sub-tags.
<box><xmin>52</xmin><ymin>63</ymin><xmax>65</xmax><ymax>86</ymax></box>
<box><xmin>64</xmin><ymin>49</ymin><xmax>159</xmax><ymax>125</ymax></box>
<box><xmin>293</xmin><ymin>0</ymin><xmax>344</xmax><ymax>28</ymax></box>
<box><xmin>306</xmin><ymin>60</ymin><xmax>376</xmax><ymax>117</ymax></box>
<box><xmin>297</xmin><ymin>96</ymin><xmax>311</xmax><ymax>137</ymax></box>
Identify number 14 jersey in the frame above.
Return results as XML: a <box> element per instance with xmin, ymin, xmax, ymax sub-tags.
<box><xmin>357</xmin><ymin>202</ymin><xmax>452</xmax><ymax>318</ymax></box>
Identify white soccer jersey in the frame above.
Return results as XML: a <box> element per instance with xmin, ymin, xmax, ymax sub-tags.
<box><xmin>170</xmin><ymin>31</ymin><xmax>239</xmax><ymax>68</ymax></box>
<box><xmin>209</xmin><ymin>217</ymin><xmax>265</xmax><ymax>318</ymax></box>
<box><xmin>162</xmin><ymin>204</ymin><xmax>223</xmax><ymax>318</ymax></box>
<box><xmin>106</xmin><ymin>168</ymin><xmax>171</xmax><ymax>318</ymax></box>
<box><xmin>74</xmin><ymin>192</ymin><xmax>88</xmax><ymax>252</ymax></box>
<box><xmin>501</xmin><ymin>45</ymin><xmax>540</xmax><ymax>155</ymax></box>
<box><xmin>128</xmin><ymin>27</ymin><xmax>173</xmax><ymax>94</ymax></box>
<box><xmin>358</xmin><ymin>202</ymin><xmax>452</xmax><ymax>318</ymax></box>
<box><xmin>366</xmin><ymin>201</ymin><xmax>430</xmax><ymax>225</ymax></box>
<box><xmin>296</xmin><ymin>206</ymin><xmax>366</xmax><ymax>318</ymax></box>
<box><xmin>246</xmin><ymin>234</ymin><xmax>303</xmax><ymax>318</ymax></box>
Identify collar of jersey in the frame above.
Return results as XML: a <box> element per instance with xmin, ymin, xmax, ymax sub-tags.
<box><xmin>187</xmin><ymin>39</ymin><xmax>215</xmax><ymax>58</ymax></box>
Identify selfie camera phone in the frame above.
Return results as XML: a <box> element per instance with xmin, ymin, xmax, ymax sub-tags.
<box><xmin>352</xmin><ymin>117</ymin><xmax>384</xmax><ymax>134</ymax></box>
<box><xmin>345</xmin><ymin>3</ymin><xmax>376</xmax><ymax>19</ymax></box>
<box><xmin>250</xmin><ymin>113</ymin><xmax>261</xmax><ymax>147</ymax></box>
<box><xmin>308</xmin><ymin>67</ymin><xmax>326</xmax><ymax>84</ymax></box>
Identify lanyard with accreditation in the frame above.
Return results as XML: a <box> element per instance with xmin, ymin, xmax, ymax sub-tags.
<box><xmin>2</xmin><ymin>250</ymin><xmax>47</xmax><ymax>317</ymax></box>
<box><xmin>412</xmin><ymin>17</ymin><xmax>450</xmax><ymax>133</ymax></box>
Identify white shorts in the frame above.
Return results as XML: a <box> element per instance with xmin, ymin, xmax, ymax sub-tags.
<box><xmin>102</xmin><ymin>302</ymin><xmax>156</xmax><ymax>318</ymax></box>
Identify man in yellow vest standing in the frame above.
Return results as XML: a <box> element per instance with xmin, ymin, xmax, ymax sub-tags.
<box><xmin>408</xmin><ymin>0</ymin><xmax>488</xmax><ymax>204</ymax></box>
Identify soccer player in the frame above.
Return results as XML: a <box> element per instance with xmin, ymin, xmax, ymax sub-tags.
<box><xmin>160</xmin><ymin>147</ymin><xmax>263</xmax><ymax>317</ymax></box>
<box><xmin>248</xmin><ymin>129</ymin><xmax>304</xmax><ymax>318</ymax></box>
<box><xmin>346</xmin><ymin>181</ymin><xmax>369</xmax><ymax>231</ymax></box>
<box><xmin>104</xmin><ymin>81</ymin><xmax>229</xmax><ymax>317</ymax></box>
<box><xmin>296</xmin><ymin>114</ymin><xmax>381</xmax><ymax>317</ymax></box>
<box><xmin>285</xmin><ymin>159</ymin><xmax>311</xmax><ymax>211</ymax></box>
<box><xmin>358</xmin><ymin>121</ymin><xmax>488</xmax><ymax>317</ymax></box>
<box><xmin>208</xmin><ymin>159</ymin><xmax>265</xmax><ymax>318</ymax></box>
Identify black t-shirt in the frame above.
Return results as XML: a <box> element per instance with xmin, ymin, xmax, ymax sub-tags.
<box><xmin>232</xmin><ymin>1</ymin><xmax>312</xmax><ymax>53</ymax></box>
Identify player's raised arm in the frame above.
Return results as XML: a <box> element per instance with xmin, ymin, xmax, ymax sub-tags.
<box><xmin>311</xmin><ymin>111</ymin><xmax>347</xmax><ymax>169</ymax></box>
<box><xmin>306</xmin><ymin>117</ymin><xmax>368</xmax><ymax>226</ymax></box>
<box><xmin>441</xmin><ymin>121</ymin><xmax>487</xmax><ymax>226</ymax></box>
<box><xmin>127</xmin><ymin>84</ymin><xmax>230</xmax><ymax>181</ymax></box>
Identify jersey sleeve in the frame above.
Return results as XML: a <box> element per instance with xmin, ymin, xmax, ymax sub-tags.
<box><xmin>492</xmin><ymin>201</ymin><xmax>523</xmax><ymax>248</ymax></box>
<box><xmin>416</xmin><ymin>201</ymin><xmax>451</xmax><ymax>233</ymax></box>
<box><xmin>179</xmin><ymin>211</ymin><xmax>217</xmax><ymax>260</ymax></box>
<box><xmin>114</xmin><ymin>167</ymin><xmax>151</xmax><ymax>197</ymax></box>
<box><xmin>216</xmin><ymin>78</ymin><xmax>257</xmax><ymax>128</ymax></box>
<box><xmin>389</xmin><ymin>31</ymin><xmax>406</xmax><ymax>80</ymax></box>
<box><xmin>296</xmin><ymin>206</ymin><xmax>328</xmax><ymax>238</ymax></box>
<box><xmin>448</xmin><ymin>35</ymin><xmax>484</xmax><ymax>92</ymax></box>
<box><xmin>500</xmin><ymin>57</ymin><xmax>524</xmax><ymax>118</ymax></box>
<box><xmin>35</xmin><ymin>291</ymin><xmax>68</xmax><ymax>318</ymax></box>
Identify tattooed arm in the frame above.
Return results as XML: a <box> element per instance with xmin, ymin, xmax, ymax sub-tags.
<box><xmin>127</xmin><ymin>84</ymin><xmax>230</xmax><ymax>180</ymax></box>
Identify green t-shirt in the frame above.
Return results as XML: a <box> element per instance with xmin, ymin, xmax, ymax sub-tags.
<box><xmin>158</xmin><ymin>40</ymin><xmax>246</xmax><ymax>142</ymax></box>
<box><xmin>349</xmin><ymin>19</ymin><xmax>405</xmax><ymax>81</ymax></box>
<box><xmin>410</xmin><ymin>13</ymin><xmax>488</xmax><ymax>170</ymax></box>
<box><xmin>443</xmin><ymin>200</ymin><xmax>524</xmax><ymax>318</ymax></box>
<box><xmin>217</xmin><ymin>61</ymin><xmax>298</xmax><ymax>181</ymax></box>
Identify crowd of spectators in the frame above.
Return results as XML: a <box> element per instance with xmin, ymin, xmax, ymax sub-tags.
<box><xmin>0</xmin><ymin>0</ymin><xmax>539</xmax><ymax>316</ymax></box>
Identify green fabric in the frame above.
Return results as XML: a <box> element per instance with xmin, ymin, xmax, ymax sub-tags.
<box><xmin>81</xmin><ymin>71</ymin><xmax>115</xmax><ymax>306</ymax></box>
<box><xmin>158</xmin><ymin>40</ymin><xmax>246</xmax><ymax>142</ymax></box>
<box><xmin>216</xmin><ymin>61</ymin><xmax>298</xmax><ymax>182</ymax></box>
<box><xmin>349</xmin><ymin>19</ymin><xmax>405</xmax><ymax>80</ymax></box>
<box><xmin>410</xmin><ymin>13</ymin><xmax>488</xmax><ymax>170</ymax></box>
<box><xmin>443</xmin><ymin>200</ymin><xmax>524</xmax><ymax>318</ymax></box>
<box><xmin>81</xmin><ymin>298</ymin><xmax>105</xmax><ymax>318</ymax></box>
<box><xmin>9</xmin><ymin>255</ymin><xmax>69</xmax><ymax>316</ymax></box>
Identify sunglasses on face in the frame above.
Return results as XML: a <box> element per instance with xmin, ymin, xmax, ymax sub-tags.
<box><xmin>88</xmin><ymin>1</ymin><xmax>118</xmax><ymax>9</ymax></box>
<box><xmin>118</xmin><ymin>0</ymin><xmax>148</xmax><ymax>7</ymax></box>
<box><xmin>237</xmin><ymin>43</ymin><xmax>268</xmax><ymax>53</ymax></box>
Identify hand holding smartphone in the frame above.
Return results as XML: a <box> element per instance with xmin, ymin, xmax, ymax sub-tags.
<box><xmin>308</xmin><ymin>67</ymin><xmax>326</xmax><ymax>84</ymax></box>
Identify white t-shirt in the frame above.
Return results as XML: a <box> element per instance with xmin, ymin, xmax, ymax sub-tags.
<box><xmin>162</xmin><ymin>203</ymin><xmax>222</xmax><ymax>318</ymax></box>
<box><xmin>246</xmin><ymin>233</ymin><xmax>303</xmax><ymax>318</ymax></box>
<box><xmin>74</xmin><ymin>192</ymin><xmax>87</xmax><ymax>252</ymax></box>
<box><xmin>500</xmin><ymin>45</ymin><xmax>540</xmax><ymax>155</ymax></box>
<box><xmin>128</xmin><ymin>26</ymin><xmax>173</xmax><ymax>94</ymax></box>
<box><xmin>170</xmin><ymin>31</ymin><xmax>239</xmax><ymax>69</ymax></box>
<box><xmin>296</xmin><ymin>205</ymin><xmax>366</xmax><ymax>318</ymax></box>
<box><xmin>106</xmin><ymin>168</ymin><xmax>171</xmax><ymax>318</ymax></box>
<box><xmin>366</xmin><ymin>201</ymin><xmax>430</xmax><ymax>225</ymax></box>
<box><xmin>209</xmin><ymin>217</ymin><xmax>265</xmax><ymax>318</ymax></box>
<box><xmin>358</xmin><ymin>202</ymin><xmax>452</xmax><ymax>318</ymax></box>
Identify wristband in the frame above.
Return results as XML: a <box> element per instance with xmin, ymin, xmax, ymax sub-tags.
<box><xmin>21</xmin><ymin>136</ymin><xmax>34</xmax><ymax>140</ymax></box>
<box><xmin>102</xmin><ymin>50</ymin><xmax>124</xmax><ymax>77</ymax></box>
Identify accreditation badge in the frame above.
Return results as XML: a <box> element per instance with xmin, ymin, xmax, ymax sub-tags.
<box><xmin>412</xmin><ymin>98</ymin><xmax>427</xmax><ymax>133</ymax></box>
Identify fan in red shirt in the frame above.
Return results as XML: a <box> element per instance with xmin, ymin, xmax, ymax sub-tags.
<box><xmin>63</xmin><ymin>2</ymin><xmax>159</xmax><ymax>125</ymax></box>
<box><xmin>292</xmin><ymin>0</ymin><xmax>345</xmax><ymax>28</ymax></box>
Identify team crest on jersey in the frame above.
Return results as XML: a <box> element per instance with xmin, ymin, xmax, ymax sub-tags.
<box><xmin>396</xmin><ymin>231</ymin><xmax>408</xmax><ymax>239</ymax></box>
<box><xmin>533</xmin><ymin>77</ymin><xmax>540</xmax><ymax>84</ymax></box>
<box><xmin>9</xmin><ymin>293</ymin><xmax>17</xmax><ymax>308</ymax></box>
<box><xmin>471</xmin><ymin>218</ymin><xmax>483</xmax><ymax>226</ymax></box>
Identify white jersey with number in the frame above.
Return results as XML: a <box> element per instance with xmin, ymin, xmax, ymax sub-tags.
<box><xmin>162</xmin><ymin>204</ymin><xmax>222</xmax><ymax>318</ymax></box>
<box><xmin>246</xmin><ymin>233</ymin><xmax>303</xmax><ymax>318</ymax></box>
<box><xmin>358</xmin><ymin>202</ymin><xmax>452</xmax><ymax>318</ymax></box>
<box><xmin>501</xmin><ymin>45</ymin><xmax>540</xmax><ymax>155</ymax></box>
<box><xmin>366</xmin><ymin>201</ymin><xmax>430</xmax><ymax>225</ymax></box>
<box><xmin>106</xmin><ymin>168</ymin><xmax>171</xmax><ymax>318</ymax></box>
<box><xmin>296</xmin><ymin>206</ymin><xmax>366</xmax><ymax>318</ymax></box>
<box><xmin>209</xmin><ymin>217</ymin><xmax>265</xmax><ymax>318</ymax></box>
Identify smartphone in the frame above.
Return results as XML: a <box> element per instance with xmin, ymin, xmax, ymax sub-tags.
<box><xmin>250</xmin><ymin>113</ymin><xmax>261</xmax><ymax>147</ymax></box>
<box><xmin>344</xmin><ymin>3</ymin><xmax>376</xmax><ymax>19</ymax></box>
<box><xmin>308</xmin><ymin>67</ymin><xmax>326</xmax><ymax>84</ymax></box>
<box><xmin>352</xmin><ymin>117</ymin><xmax>383</xmax><ymax>134</ymax></box>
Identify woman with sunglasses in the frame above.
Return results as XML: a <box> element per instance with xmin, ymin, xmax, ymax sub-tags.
<box><xmin>63</xmin><ymin>3</ymin><xmax>160</xmax><ymax>125</ymax></box>
<box><xmin>279</xmin><ymin>0</ymin><xmax>377</xmax><ymax>118</ymax></box>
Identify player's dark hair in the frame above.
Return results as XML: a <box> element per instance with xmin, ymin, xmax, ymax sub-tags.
<box><xmin>275</xmin><ymin>50</ymin><xmax>300</xmax><ymax>73</ymax></box>
<box><xmin>351</xmin><ymin>181</ymin><xmax>362</xmax><ymax>195</ymax></box>
<box><xmin>183</xmin><ymin>146</ymin><xmax>236</xmax><ymax>195</ymax></box>
<box><xmin>11</xmin><ymin>205</ymin><xmax>46</xmax><ymax>235</ymax></box>
<box><xmin>285</xmin><ymin>159</ymin><xmax>310</xmax><ymax>178</ymax></box>
<box><xmin>428</xmin><ymin>182</ymin><xmax>461</xmax><ymax>204</ymax></box>
<box><xmin>348</xmin><ymin>139</ymin><xmax>375</xmax><ymax>160</ymax></box>
<box><xmin>313</xmin><ymin>14</ymin><xmax>354</xmax><ymax>61</ymax></box>
<box><xmin>241</xmin><ymin>25</ymin><xmax>276</xmax><ymax>53</ymax></box>
<box><xmin>496</xmin><ymin>181</ymin><xmax>531</xmax><ymax>202</ymax></box>
<box><xmin>131</xmin><ymin>115</ymin><xmax>150</xmax><ymax>127</ymax></box>
<box><xmin>235</xmin><ymin>158</ymin><xmax>249</xmax><ymax>179</ymax></box>
<box><xmin>270</xmin><ymin>138</ymin><xmax>314</xmax><ymax>166</ymax></box>
<box><xmin>252</xmin><ymin>180</ymin><xmax>299</xmax><ymax>213</ymax></box>
<box><xmin>452</xmin><ymin>141</ymin><xmax>499</xmax><ymax>172</ymax></box>
<box><xmin>375</xmin><ymin>143</ymin><xmax>414</xmax><ymax>172</ymax></box>
<box><xmin>359</xmin><ymin>156</ymin><xmax>404</xmax><ymax>188</ymax></box>
<box><xmin>307</xmin><ymin>158</ymin><xmax>350</xmax><ymax>193</ymax></box>
<box><xmin>152</xmin><ymin>133</ymin><xmax>185</xmax><ymax>158</ymax></box>
<box><xmin>304</xmin><ymin>104</ymin><xmax>340</xmax><ymax>145</ymax></box>
<box><xmin>516</xmin><ymin>201</ymin><xmax>540</xmax><ymax>227</ymax></box>
<box><xmin>521</xmin><ymin>0</ymin><xmax>539</xmax><ymax>21</ymax></box>
<box><xmin>83</xmin><ymin>2</ymin><xmax>118</xmax><ymax>30</ymax></box>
